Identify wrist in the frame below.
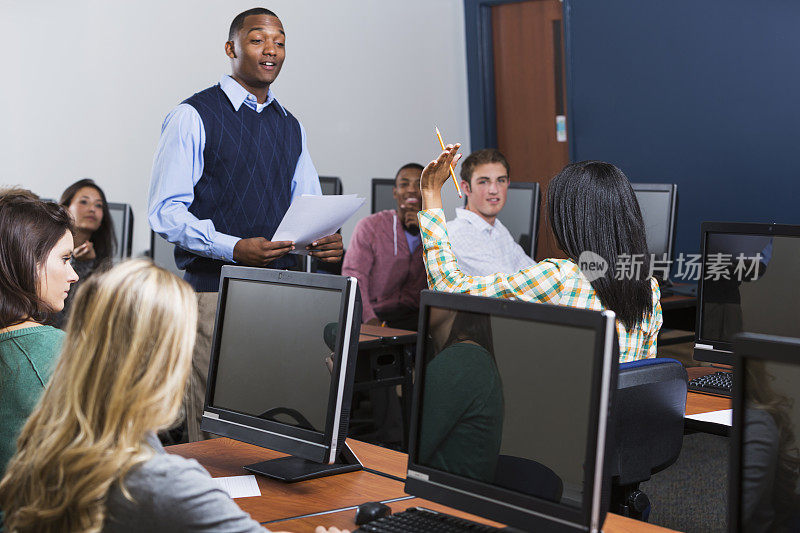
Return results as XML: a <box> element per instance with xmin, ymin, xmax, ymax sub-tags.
<box><xmin>421</xmin><ymin>191</ymin><xmax>443</xmax><ymax>210</ymax></box>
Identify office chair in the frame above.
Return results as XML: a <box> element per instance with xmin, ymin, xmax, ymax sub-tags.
<box><xmin>493</xmin><ymin>455</ymin><xmax>563</xmax><ymax>502</ymax></box>
<box><xmin>609</xmin><ymin>358</ymin><xmax>687</xmax><ymax>521</ymax></box>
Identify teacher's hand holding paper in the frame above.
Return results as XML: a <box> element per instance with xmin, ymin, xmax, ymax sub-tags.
<box><xmin>307</xmin><ymin>233</ymin><xmax>344</xmax><ymax>263</ymax></box>
<box><xmin>272</xmin><ymin>194</ymin><xmax>365</xmax><ymax>257</ymax></box>
<box><xmin>233</xmin><ymin>238</ymin><xmax>295</xmax><ymax>267</ymax></box>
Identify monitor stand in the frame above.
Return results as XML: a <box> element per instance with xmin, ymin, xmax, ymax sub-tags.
<box><xmin>243</xmin><ymin>442</ymin><xmax>362</xmax><ymax>482</ymax></box>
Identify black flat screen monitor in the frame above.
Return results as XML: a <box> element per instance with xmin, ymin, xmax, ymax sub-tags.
<box><xmin>631</xmin><ymin>183</ymin><xmax>677</xmax><ymax>269</ymax></box>
<box><xmin>731</xmin><ymin>333</ymin><xmax>800</xmax><ymax>532</ymax></box>
<box><xmin>149</xmin><ymin>231</ymin><xmax>183</xmax><ymax>277</ymax></box>
<box><xmin>371</xmin><ymin>178</ymin><xmax>395</xmax><ymax>214</ymax></box>
<box><xmin>501</xmin><ymin>181</ymin><xmax>540</xmax><ymax>259</ymax></box>
<box><xmin>202</xmin><ymin>266</ymin><xmax>362</xmax><ymax>481</ymax></box>
<box><xmin>319</xmin><ymin>176</ymin><xmax>343</xmax><ymax>196</ymax></box>
<box><xmin>406</xmin><ymin>290</ymin><xmax>618</xmax><ymax>532</ymax></box>
<box><xmin>694</xmin><ymin>222</ymin><xmax>800</xmax><ymax>364</ymax></box>
<box><xmin>107</xmin><ymin>202</ymin><xmax>133</xmax><ymax>259</ymax></box>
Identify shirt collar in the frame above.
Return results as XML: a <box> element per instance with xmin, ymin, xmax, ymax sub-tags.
<box><xmin>219</xmin><ymin>75</ymin><xmax>287</xmax><ymax>116</ymax></box>
<box><xmin>455</xmin><ymin>207</ymin><xmax>496</xmax><ymax>233</ymax></box>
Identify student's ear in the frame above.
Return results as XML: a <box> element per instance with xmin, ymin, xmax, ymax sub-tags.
<box><xmin>225</xmin><ymin>40</ymin><xmax>237</xmax><ymax>59</ymax></box>
<box><xmin>461</xmin><ymin>180</ymin><xmax>471</xmax><ymax>194</ymax></box>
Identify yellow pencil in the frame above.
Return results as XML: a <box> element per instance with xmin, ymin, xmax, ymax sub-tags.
<box><xmin>435</xmin><ymin>126</ymin><xmax>462</xmax><ymax>198</ymax></box>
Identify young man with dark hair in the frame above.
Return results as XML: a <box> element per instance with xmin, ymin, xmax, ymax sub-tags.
<box><xmin>148</xmin><ymin>7</ymin><xmax>342</xmax><ymax>441</ymax></box>
<box><xmin>447</xmin><ymin>148</ymin><xmax>535</xmax><ymax>275</ymax></box>
<box><xmin>342</xmin><ymin>163</ymin><xmax>428</xmax><ymax>331</ymax></box>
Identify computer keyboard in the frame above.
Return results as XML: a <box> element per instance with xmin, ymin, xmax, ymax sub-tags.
<box><xmin>356</xmin><ymin>507</ymin><xmax>501</xmax><ymax>532</ymax></box>
<box><xmin>688</xmin><ymin>371</ymin><xmax>733</xmax><ymax>396</ymax></box>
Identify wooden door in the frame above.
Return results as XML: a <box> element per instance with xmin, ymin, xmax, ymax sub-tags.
<box><xmin>492</xmin><ymin>0</ymin><xmax>568</xmax><ymax>260</ymax></box>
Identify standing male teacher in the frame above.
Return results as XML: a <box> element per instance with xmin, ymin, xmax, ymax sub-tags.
<box><xmin>148</xmin><ymin>7</ymin><xmax>343</xmax><ymax>441</ymax></box>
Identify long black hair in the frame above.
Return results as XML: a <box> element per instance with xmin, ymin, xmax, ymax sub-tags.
<box><xmin>59</xmin><ymin>179</ymin><xmax>116</xmax><ymax>264</ymax></box>
<box><xmin>547</xmin><ymin>161</ymin><xmax>653</xmax><ymax>329</ymax></box>
<box><xmin>442</xmin><ymin>310</ymin><xmax>495</xmax><ymax>360</ymax></box>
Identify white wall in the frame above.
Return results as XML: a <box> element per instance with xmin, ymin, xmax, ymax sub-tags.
<box><xmin>0</xmin><ymin>0</ymin><xmax>470</xmax><ymax>255</ymax></box>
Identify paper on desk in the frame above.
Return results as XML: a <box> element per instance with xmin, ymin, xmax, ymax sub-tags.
<box><xmin>686</xmin><ymin>409</ymin><xmax>732</xmax><ymax>427</ymax></box>
<box><xmin>272</xmin><ymin>194</ymin><xmax>364</xmax><ymax>252</ymax></box>
<box><xmin>212</xmin><ymin>475</ymin><xmax>261</xmax><ymax>499</ymax></box>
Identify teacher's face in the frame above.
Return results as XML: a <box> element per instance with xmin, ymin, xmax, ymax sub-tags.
<box><xmin>227</xmin><ymin>14</ymin><xmax>286</xmax><ymax>89</ymax></box>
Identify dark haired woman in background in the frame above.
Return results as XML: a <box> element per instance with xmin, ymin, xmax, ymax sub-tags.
<box><xmin>55</xmin><ymin>178</ymin><xmax>116</xmax><ymax>327</ymax></box>
<box><xmin>0</xmin><ymin>196</ymin><xmax>77</xmax><ymax>474</ymax></box>
<box><xmin>419</xmin><ymin>309</ymin><xmax>503</xmax><ymax>483</ymax></box>
<box><xmin>417</xmin><ymin>145</ymin><xmax>662</xmax><ymax>363</ymax></box>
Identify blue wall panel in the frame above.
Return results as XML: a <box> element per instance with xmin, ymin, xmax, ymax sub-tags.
<box><xmin>564</xmin><ymin>0</ymin><xmax>800</xmax><ymax>259</ymax></box>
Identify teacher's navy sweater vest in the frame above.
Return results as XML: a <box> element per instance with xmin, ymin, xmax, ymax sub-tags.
<box><xmin>178</xmin><ymin>84</ymin><xmax>302</xmax><ymax>292</ymax></box>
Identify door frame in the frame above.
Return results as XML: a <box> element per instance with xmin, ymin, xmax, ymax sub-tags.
<box><xmin>463</xmin><ymin>0</ymin><xmax>575</xmax><ymax>158</ymax></box>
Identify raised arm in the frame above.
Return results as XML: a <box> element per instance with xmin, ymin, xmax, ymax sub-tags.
<box><xmin>418</xmin><ymin>146</ymin><xmax>564</xmax><ymax>303</ymax></box>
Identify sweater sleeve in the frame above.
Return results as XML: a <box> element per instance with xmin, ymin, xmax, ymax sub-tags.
<box><xmin>342</xmin><ymin>218</ymin><xmax>378</xmax><ymax>322</ymax></box>
<box><xmin>106</xmin><ymin>454</ymin><xmax>265</xmax><ymax>532</ymax></box>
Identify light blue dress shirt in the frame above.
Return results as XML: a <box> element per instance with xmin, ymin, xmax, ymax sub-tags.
<box><xmin>148</xmin><ymin>75</ymin><xmax>321</xmax><ymax>263</ymax></box>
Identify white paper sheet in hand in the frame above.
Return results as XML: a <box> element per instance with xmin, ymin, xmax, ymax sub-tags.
<box><xmin>272</xmin><ymin>194</ymin><xmax>365</xmax><ymax>251</ymax></box>
<box><xmin>212</xmin><ymin>474</ymin><xmax>262</xmax><ymax>498</ymax></box>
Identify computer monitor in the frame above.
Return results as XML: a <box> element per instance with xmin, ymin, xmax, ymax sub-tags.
<box><xmin>631</xmin><ymin>183</ymin><xmax>677</xmax><ymax>268</ymax></box>
<box><xmin>731</xmin><ymin>333</ymin><xmax>800</xmax><ymax>532</ymax></box>
<box><xmin>319</xmin><ymin>176</ymin><xmax>343</xmax><ymax>196</ymax></box>
<box><xmin>406</xmin><ymin>290</ymin><xmax>618</xmax><ymax>532</ymax></box>
<box><xmin>694</xmin><ymin>222</ymin><xmax>800</xmax><ymax>365</ymax></box>
<box><xmin>501</xmin><ymin>181</ymin><xmax>540</xmax><ymax>259</ymax></box>
<box><xmin>106</xmin><ymin>202</ymin><xmax>133</xmax><ymax>259</ymax></box>
<box><xmin>201</xmin><ymin>266</ymin><xmax>362</xmax><ymax>481</ymax></box>
<box><xmin>149</xmin><ymin>231</ymin><xmax>184</xmax><ymax>277</ymax></box>
<box><xmin>371</xmin><ymin>178</ymin><xmax>395</xmax><ymax>214</ymax></box>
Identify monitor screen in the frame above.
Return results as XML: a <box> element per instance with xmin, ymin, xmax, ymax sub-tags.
<box><xmin>499</xmin><ymin>184</ymin><xmax>537</xmax><ymax>257</ymax></box>
<box><xmin>150</xmin><ymin>232</ymin><xmax>183</xmax><ymax>276</ymax></box>
<box><xmin>734</xmin><ymin>336</ymin><xmax>800</xmax><ymax>532</ymax></box>
<box><xmin>320</xmin><ymin>177</ymin><xmax>342</xmax><ymax>196</ymax></box>
<box><xmin>699</xmin><ymin>232</ymin><xmax>800</xmax><ymax>349</ymax></box>
<box><xmin>416</xmin><ymin>308</ymin><xmax>598</xmax><ymax>508</ymax></box>
<box><xmin>107</xmin><ymin>203</ymin><xmax>132</xmax><ymax>258</ymax></box>
<box><xmin>633</xmin><ymin>188</ymin><xmax>674</xmax><ymax>259</ymax></box>
<box><xmin>209</xmin><ymin>278</ymin><xmax>345</xmax><ymax>433</ymax></box>
<box><xmin>372</xmin><ymin>180</ymin><xmax>396</xmax><ymax>213</ymax></box>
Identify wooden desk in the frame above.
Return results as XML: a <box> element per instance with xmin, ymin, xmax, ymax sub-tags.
<box><xmin>684</xmin><ymin>366</ymin><xmax>732</xmax><ymax>436</ymax></box>
<box><xmin>168</xmin><ymin>438</ymin><xmax>406</xmax><ymax>523</ymax></box>
<box><xmin>168</xmin><ymin>438</ymin><xmax>677</xmax><ymax>532</ymax></box>
<box><xmin>272</xmin><ymin>499</ymin><xmax>677</xmax><ymax>532</ymax></box>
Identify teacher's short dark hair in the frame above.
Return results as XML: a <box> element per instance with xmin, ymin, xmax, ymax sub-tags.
<box><xmin>0</xmin><ymin>197</ymin><xmax>74</xmax><ymax>329</ymax></box>
<box><xmin>229</xmin><ymin>7</ymin><xmax>279</xmax><ymax>41</ymax></box>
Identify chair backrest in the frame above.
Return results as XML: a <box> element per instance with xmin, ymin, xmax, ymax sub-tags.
<box><xmin>493</xmin><ymin>455</ymin><xmax>563</xmax><ymax>503</ymax></box>
<box><xmin>610</xmin><ymin>358</ymin><xmax>687</xmax><ymax>485</ymax></box>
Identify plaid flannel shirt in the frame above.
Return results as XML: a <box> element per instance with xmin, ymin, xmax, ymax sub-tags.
<box><xmin>419</xmin><ymin>209</ymin><xmax>663</xmax><ymax>363</ymax></box>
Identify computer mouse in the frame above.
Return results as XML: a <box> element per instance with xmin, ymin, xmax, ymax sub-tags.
<box><xmin>355</xmin><ymin>501</ymin><xmax>392</xmax><ymax>525</ymax></box>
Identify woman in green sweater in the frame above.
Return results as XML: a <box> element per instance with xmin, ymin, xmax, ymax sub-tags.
<box><xmin>419</xmin><ymin>308</ymin><xmax>504</xmax><ymax>483</ymax></box>
<box><xmin>0</xmin><ymin>194</ymin><xmax>78</xmax><ymax>474</ymax></box>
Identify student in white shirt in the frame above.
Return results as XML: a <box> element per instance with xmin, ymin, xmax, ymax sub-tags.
<box><xmin>447</xmin><ymin>149</ymin><xmax>536</xmax><ymax>275</ymax></box>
